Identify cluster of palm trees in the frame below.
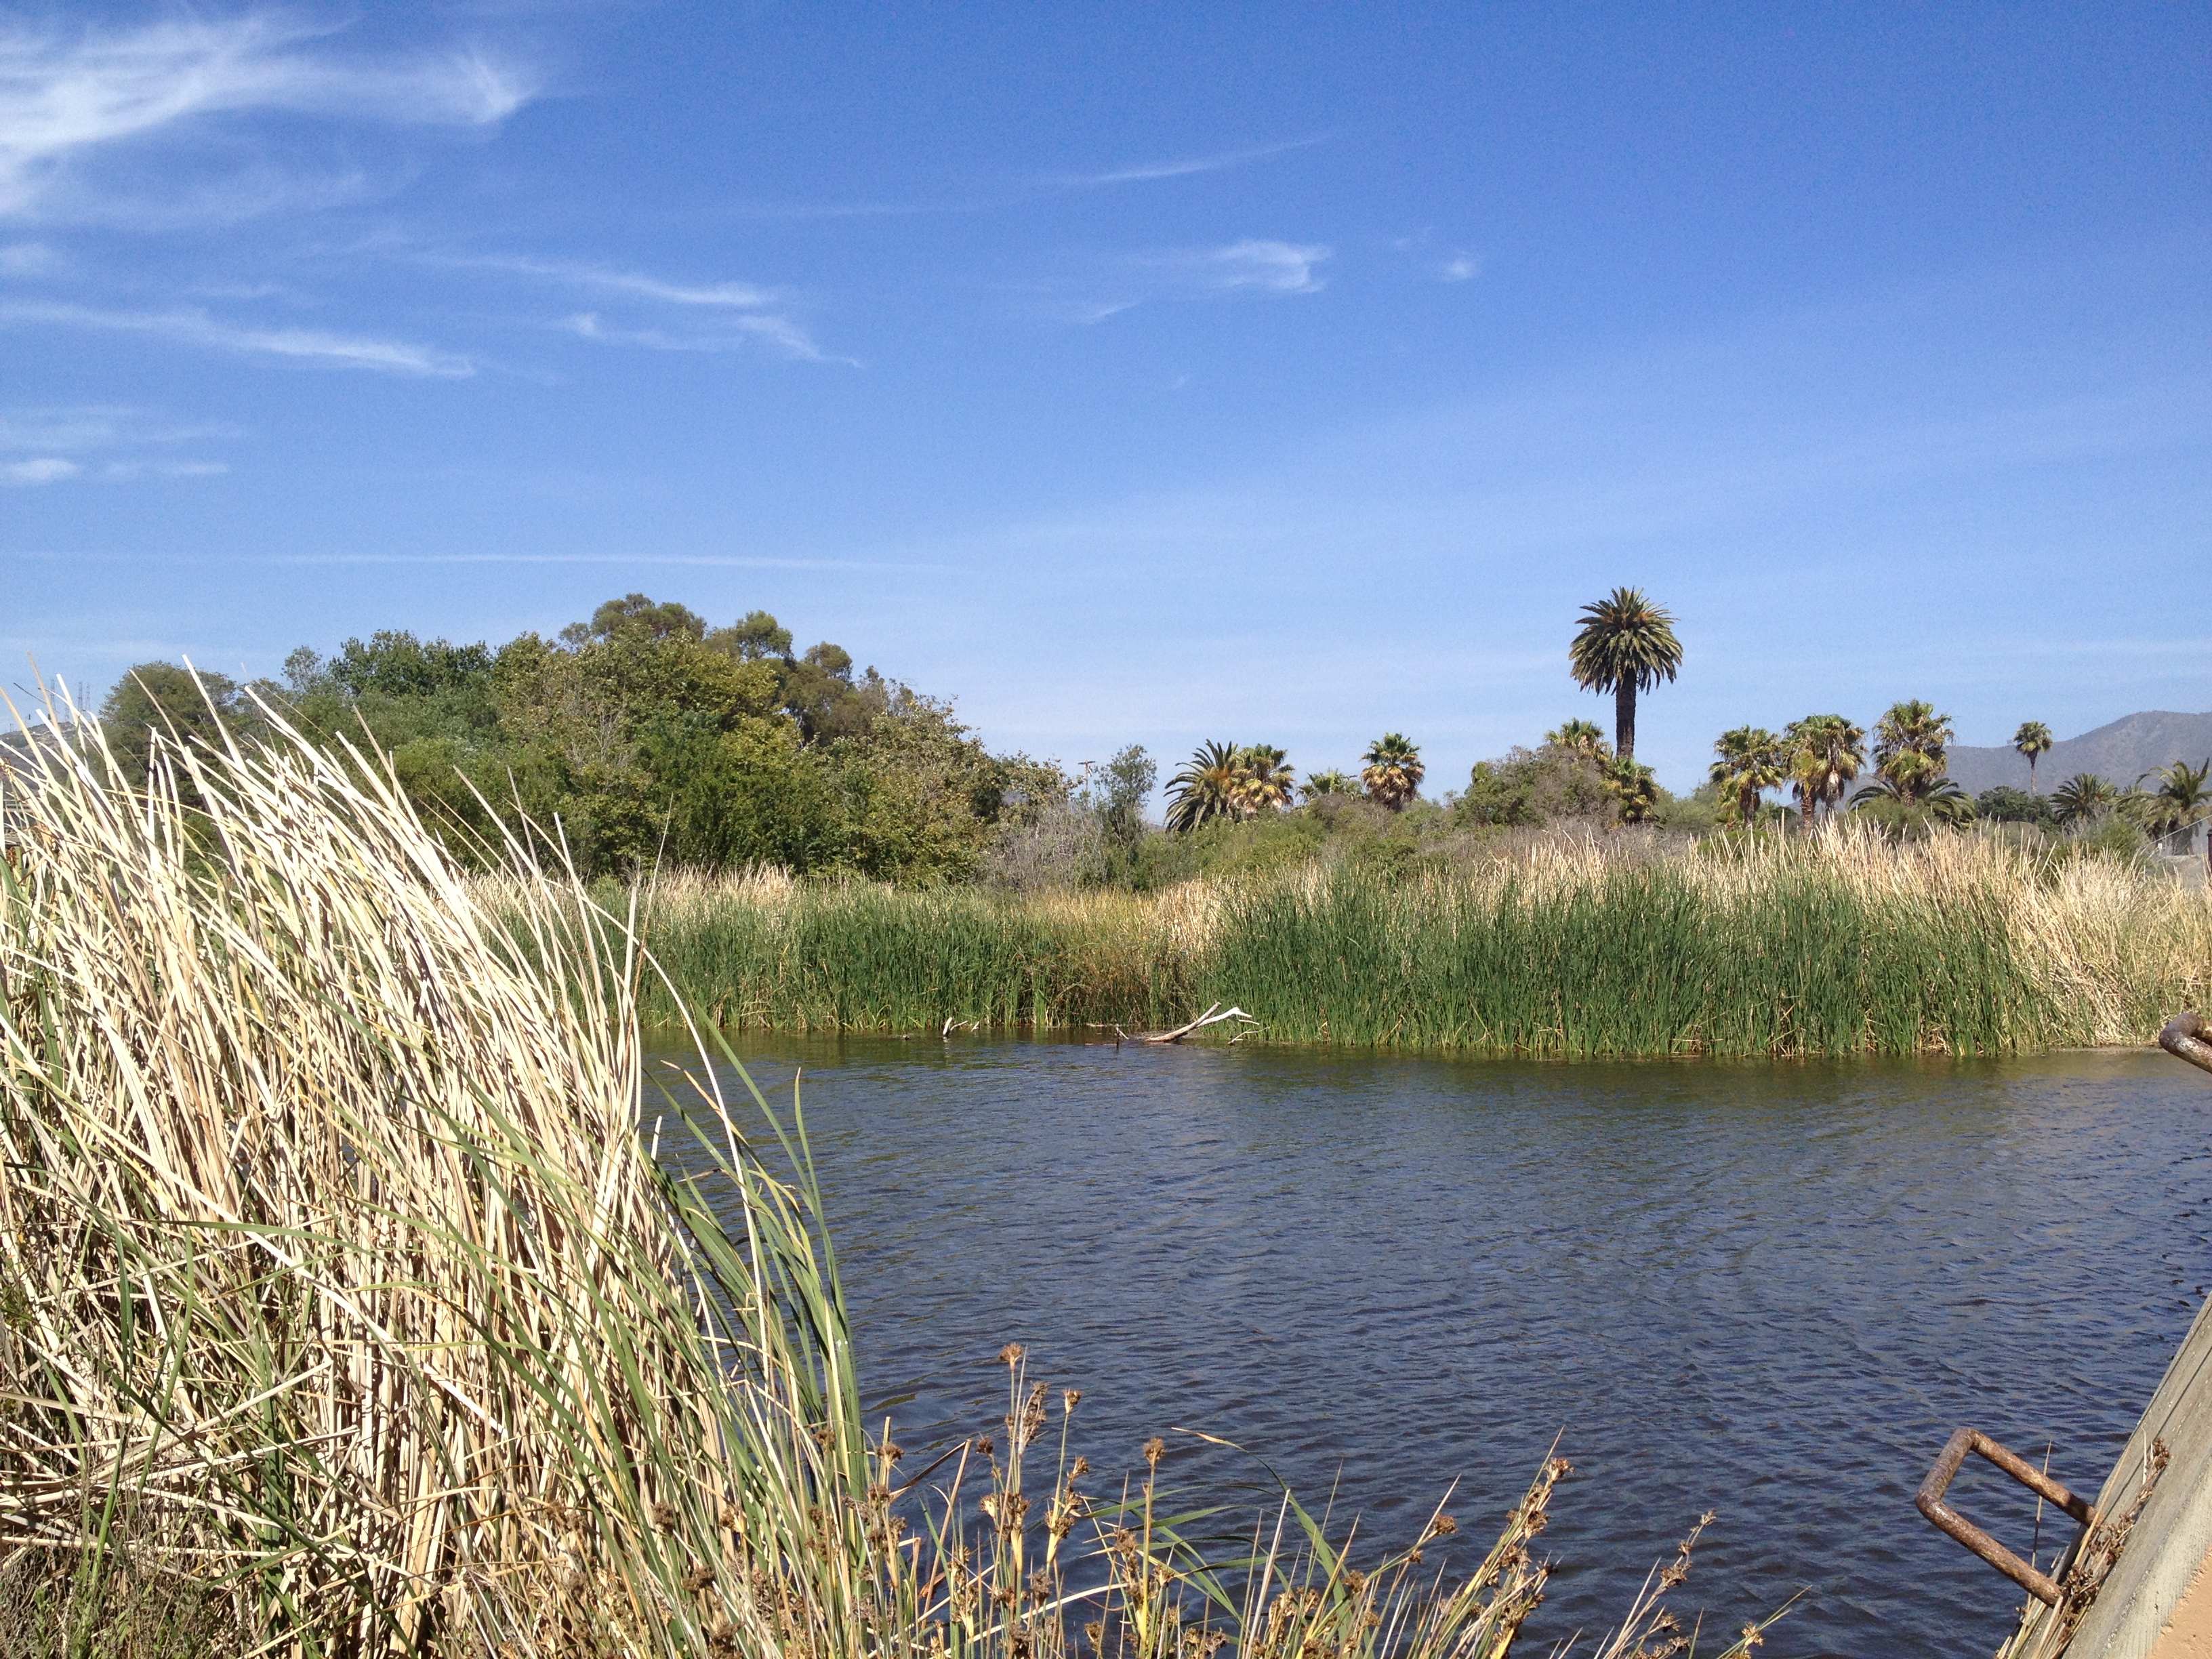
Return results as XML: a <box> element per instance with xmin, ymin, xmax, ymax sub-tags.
<box><xmin>1707</xmin><ymin>701</ymin><xmax>1969</xmax><ymax>829</ymax></box>
<box><xmin>1703</xmin><ymin>701</ymin><xmax>2211</xmax><ymax>853</ymax></box>
<box><xmin>2051</xmin><ymin>760</ymin><xmax>2212</xmax><ymax>840</ymax></box>
<box><xmin>1165</xmin><ymin>735</ymin><xmax>1425</xmax><ymax>831</ymax></box>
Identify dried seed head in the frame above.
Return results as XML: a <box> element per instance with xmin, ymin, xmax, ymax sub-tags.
<box><xmin>682</xmin><ymin>1562</ymin><xmax>716</xmax><ymax>1593</ymax></box>
<box><xmin>1427</xmin><ymin>1513</ymin><xmax>1458</xmax><ymax>1538</ymax></box>
<box><xmin>975</xmin><ymin>1434</ymin><xmax>995</xmax><ymax>1456</ymax></box>
<box><xmin>1069</xmin><ymin>1455</ymin><xmax>1090</xmax><ymax>1479</ymax></box>
<box><xmin>882</xmin><ymin>1443</ymin><xmax>905</xmax><ymax>1465</ymax></box>
<box><xmin>1143</xmin><ymin>1437</ymin><xmax>1166</xmax><ymax>1468</ymax></box>
<box><xmin>998</xmin><ymin>1343</ymin><xmax>1026</xmax><ymax>1366</ymax></box>
<box><xmin>649</xmin><ymin>1501</ymin><xmax>678</xmax><ymax>1532</ymax></box>
<box><xmin>717</xmin><ymin>1502</ymin><xmax>738</xmax><ymax>1531</ymax></box>
<box><xmin>1063</xmin><ymin>1389</ymin><xmax>1083</xmax><ymax>1414</ymax></box>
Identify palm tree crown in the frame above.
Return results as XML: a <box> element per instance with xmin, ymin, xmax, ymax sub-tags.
<box><xmin>1360</xmin><ymin>734</ymin><xmax>1424</xmax><ymax>811</ymax></box>
<box><xmin>1545</xmin><ymin>718</ymin><xmax>1610</xmax><ymax>758</ymax></box>
<box><xmin>2049</xmin><ymin>773</ymin><xmax>2117</xmax><ymax>826</ymax></box>
<box><xmin>1232</xmin><ymin>745</ymin><xmax>1296</xmax><ymax>816</ymax></box>
<box><xmin>1871</xmin><ymin>699</ymin><xmax>1954</xmax><ymax>803</ymax></box>
<box><xmin>2012</xmin><ymin>721</ymin><xmax>2054</xmax><ymax>792</ymax></box>
<box><xmin>1709</xmin><ymin>726</ymin><xmax>1785</xmax><ymax>828</ymax></box>
<box><xmin>2133</xmin><ymin>758</ymin><xmax>2212</xmax><ymax>861</ymax></box>
<box><xmin>1568</xmin><ymin>587</ymin><xmax>1682</xmax><ymax>761</ymax></box>
<box><xmin>1300</xmin><ymin>769</ymin><xmax>1356</xmax><ymax>802</ymax></box>
<box><xmin>1164</xmin><ymin>741</ymin><xmax>1242</xmax><ymax>833</ymax></box>
<box><xmin>1783</xmin><ymin>714</ymin><xmax>1866</xmax><ymax>829</ymax></box>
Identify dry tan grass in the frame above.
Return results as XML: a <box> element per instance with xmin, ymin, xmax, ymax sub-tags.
<box><xmin>0</xmin><ymin>702</ymin><xmax>1780</xmax><ymax>1657</ymax></box>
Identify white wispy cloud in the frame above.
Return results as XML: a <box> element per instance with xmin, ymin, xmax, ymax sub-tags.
<box><xmin>0</xmin><ymin>300</ymin><xmax>472</xmax><ymax>375</ymax></box>
<box><xmin>447</xmin><ymin>255</ymin><xmax>778</xmax><ymax>310</ymax></box>
<box><xmin>1441</xmin><ymin>253</ymin><xmax>1481</xmax><ymax>282</ymax></box>
<box><xmin>420</xmin><ymin>253</ymin><xmax>839</xmax><ymax>361</ymax></box>
<box><xmin>0</xmin><ymin>12</ymin><xmax>535</xmax><ymax>218</ymax></box>
<box><xmin>1</xmin><ymin>456</ymin><xmax>75</xmax><ymax>484</ymax></box>
<box><xmin>1061</xmin><ymin>138</ymin><xmax>1324</xmax><ymax>188</ymax></box>
<box><xmin>1066</xmin><ymin>237</ymin><xmax>1332</xmax><ymax>322</ymax></box>
<box><xmin>0</xmin><ymin>405</ymin><xmax>238</xmax><ymax>453</ymax></box>
<box><xmin>561</xmin><ymin>310</ymin><xmax>838</xmax><ymax>364</ymax></box>
<box><xmin>1190</xmin><ymin>238</ymin><xmax>1330</xmax><ymax>293</ymax></box>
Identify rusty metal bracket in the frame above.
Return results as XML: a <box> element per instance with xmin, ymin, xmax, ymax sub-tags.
<box><xmin>1917</xmin><ymin>1429</ymin><xmax>2095</xmax><ymax>1605</ymax></box>
<box><xmin>2163</xmin><ymin>1012</ymin><xmax>2212</xmax><ymax>1076</ymax></box>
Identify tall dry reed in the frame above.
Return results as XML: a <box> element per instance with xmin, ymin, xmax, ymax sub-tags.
<box><xmin>0</xmin><ymin>705</ymin><xmax>1776</xmax><ymax>1658</ymax></box>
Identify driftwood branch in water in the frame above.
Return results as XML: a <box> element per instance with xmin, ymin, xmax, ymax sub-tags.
<box><xmin>1116</xmin><ymin>1002</ymin><xmax>1259</xmax><ymax>1045</ymax></box>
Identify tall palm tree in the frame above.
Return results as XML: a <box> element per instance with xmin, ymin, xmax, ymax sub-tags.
<box><xmin>1545</xmin><ymin>718</ymin><xmax>1610</xmax><ymax>757</ymax></box>
<box><xmin>1783</xmin><ymin>714</ymin><xmax>1866</xmax><ymax>830</ymax></box>
<box><xmin>1164</xmin><ymin>741</ymin><xmax>1242</xmax><ymax>832</ymax></box>
<box><xmin>1870</xmin><ymin>699</ymin><xmax>1954</xmax><ymax>803</ymax></box>
<box><xmin>1709</xmin><ymin>726</ymin><xmax>1785</xmax><ymax>829</ymax></box>
<box><xmin>1568</xmin><ymin>587</ymin><xmax>1683</xmax><ymax>761</ymax></box>
<box><xmin>1360</xmin><ymin>733</ymin><xmax>1425</xmax><ymax>811</ymax></box>
<box><xmin>1232</xmin><ymin>744</ymin><xmax>1296</xmax><ymax>816</ymax></box>
<box><xmin>2049</xmin><ymin>773</ymin><xmax>2117</xmax><ymax>827</ymax></box>
<box><xmin>2013</xmin><ymin>721</ymin><xmax>2054</xmax><ymax>793</ymax></box>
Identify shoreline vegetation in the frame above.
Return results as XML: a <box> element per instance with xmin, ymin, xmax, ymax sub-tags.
<box><xmin>73</xmin><ymin>589</ymin><xmax>2212</xmax><ymax>1071</ymax></box>
<box><xmin>556</xmin><ymin>826</ymin><xmax>2209</xmax><ymax>1058</ymax></box>
<box><xmin>0</xmin><ymin>714</ymin><xmax>1778</xmax><ymax>1654</ymax></box>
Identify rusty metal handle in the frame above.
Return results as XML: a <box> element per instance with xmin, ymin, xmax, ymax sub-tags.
<box><xmin>1917</xmin><ymin>1429</ymin><xmax>2094</xmax><ymax>1605</ymax></box>
<box><xmin>2163</xmin><ymin>1012</ymin><xmax>2212</xmax><ymax>1076</ymax></box>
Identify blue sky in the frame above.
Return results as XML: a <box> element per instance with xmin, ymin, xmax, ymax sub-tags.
<box><xmin>3</xmin><ymin>3</ymin><xmax>2206</xmax><ymax>795</ymax></box>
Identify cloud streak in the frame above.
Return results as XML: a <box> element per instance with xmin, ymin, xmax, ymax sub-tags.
<box><xmin>1</xmin><ymin>457</ymin><xmax>75</xmax><ymax>485</ymax></box>
<box><xmin>0</xmin><ymin>301</ymin><xmax>472</xmax><ymax>375</ymax></box>
<box><xmin>1068</xmin><ymin>238</ymin><xmax>1332</xmax><ymax>322</ymax></box>
<box><xmin>0</xmin><ymin>12</ymin><xmax>535</xmax><ymax>218</ymax></box>
<box><xmin>1059</xmin><ymin>137</ymin><xmax>1325</xmax><ymax>188</ymax></box>
<box><xmin>560</xmin><ymin>310</ymin><xmax>837</xmax><ymax>363</ymax></box>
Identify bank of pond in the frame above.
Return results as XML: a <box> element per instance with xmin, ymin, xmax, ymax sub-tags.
<box><xmin>558</xmin><ymin>830</ymin><xmax>2210</xmax><ymax>1058</ymax></box>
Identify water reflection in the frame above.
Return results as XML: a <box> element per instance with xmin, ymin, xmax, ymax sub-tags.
<box><xmin>652</xmin><ymin>1037</ymin><xmax>2210</xmax><ymax>1658</ymax></box>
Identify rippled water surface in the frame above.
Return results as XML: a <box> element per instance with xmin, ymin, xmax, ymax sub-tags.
<box><xmin>659</xmin><ymin>1038</ymin><xmax>2212</xmax><ymax>1658</ymax></box>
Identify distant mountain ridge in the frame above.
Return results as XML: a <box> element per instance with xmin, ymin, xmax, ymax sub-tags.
<box><xmin>1945</xmin><ymin>711</ymin><xmax>2212</xmax><ymax>794</ymax></box>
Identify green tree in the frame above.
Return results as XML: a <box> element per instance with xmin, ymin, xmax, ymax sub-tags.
<box><xmin>2050</xmin><ymin>773</ymin><xmax>2118</xmax><ymax>826</ymax></box>
<box><xmin>1783</xmin><ymin>714</ymin><xmax>1866</xmax><ymax>830</ymax></box>
<box><xmin>1545</xmin><ymin>718</ymin><xmax>1610</xmax><ymax>758</ymax></box>
<box><xmin>1088</xmin><ymin>745</ymin><xmax>1156</xmax><ymax>847</ymax></box>
<box><xmin>1300</xmin><ymin>768</ymin><xmax>1356</xmax><ymax>801</ymax></box>
<box><xmin>1360</xmin><ymin>733</ymin><xmax>1425</xmax><ymax>811</ymax></box>
<box><xmin>1870</xmin><ymin>699</ymin><xmax>1954</xmax><ymax>803</ymax></box>
<box><xmin>2013</xmin><ymin>720</ymin><xmax>2054</xmax><ymax>793</ymax></box>
<box><xmin>1568</xmin><ymin>587</ymin><xmax>1682</xmax><ymax>760</ymax></box>
<box><xmin>99</xmin><ymin>662</ymin><xmax>252</xmax><ymax>789</ymax></box>
<box><xmin>1975</xmin><ymin>786</ymin><xmax>2054</xmax><ymax>827</ymax></box>
<box><xmin>1166</xmin><ymin>741</ymin><xmax>1244</xmax><ymax>832</ymax></box>
<box><xmin>1708</xmin><ymin>726</ymin><xmax>1786</xmax><ymax>829</ymax></box>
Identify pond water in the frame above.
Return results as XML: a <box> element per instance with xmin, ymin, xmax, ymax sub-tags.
<box><xmin>655</xmin><ymin>1036</ymin><xmax>2212</xmax><ymax>1658</ymax></box>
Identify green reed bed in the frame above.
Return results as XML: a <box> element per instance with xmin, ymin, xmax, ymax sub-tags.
<box><xmin>603</xmin><ymin>832</ymin><xmax>2211</xmax><ymax>1058</ymax></box>
<box><xmin>1205</xmin><ymin>861</ymin><xmax>2052</xmax><ymax>1057</ymax></box>
<box><xmin>626</xmin><ymin>873</ymin><xmax>1198</xmax><ymax>1033</ymax></box>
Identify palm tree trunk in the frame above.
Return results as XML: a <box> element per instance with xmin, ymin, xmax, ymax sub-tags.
<box><xmin>1614</xmin><ymin>684</ymin><xmax>1636</xmax><ymax>760</ymax></box>
<box><xmin>2028</xmin><ymin>755</ymin><xmax>2039</xmax><ymax>793</ymax></box>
